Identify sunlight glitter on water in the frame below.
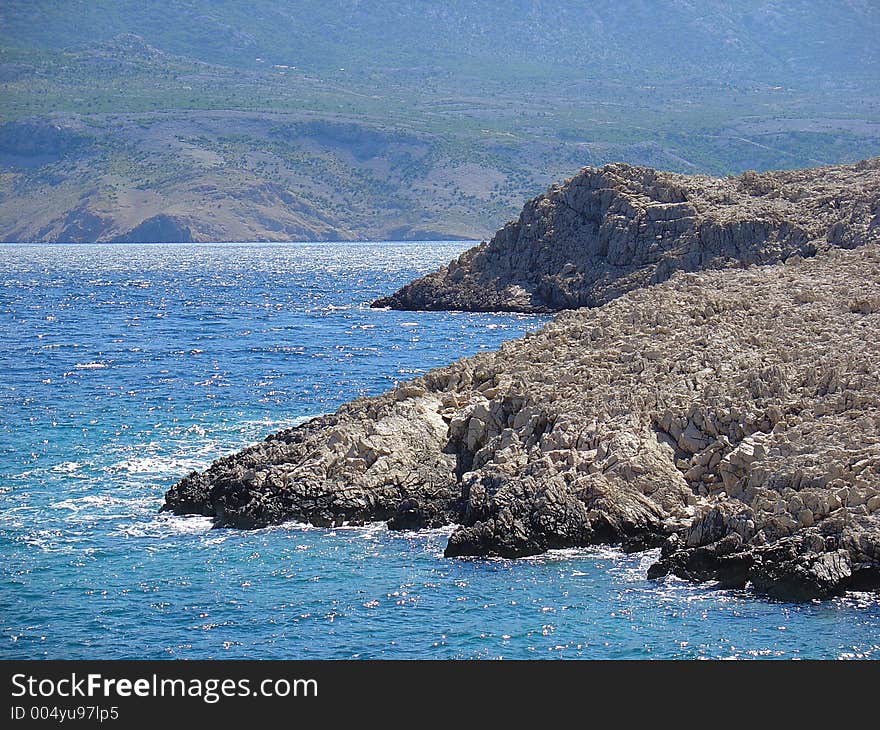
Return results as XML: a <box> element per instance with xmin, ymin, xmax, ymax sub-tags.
<box><xmin>1</xmin><ymin>242</ymin><xmax>878</xmax><ymax>660</ymax></box>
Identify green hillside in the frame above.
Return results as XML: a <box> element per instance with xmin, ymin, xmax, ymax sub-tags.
<box><xmin>1</xmin><ymin>1</ymin><xmax>878</xmax><ymax>241</ymax></box>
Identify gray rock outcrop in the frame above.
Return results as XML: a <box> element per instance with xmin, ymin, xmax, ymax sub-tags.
<box><xmin>164</xmin><ymin>239</ymin><xmax>880</xmax><ymax>601</ymax></box>
<box><xmin>373</xmin><ymin>158</ymin><xmax>880</xmax><ymax>312</ymax></box>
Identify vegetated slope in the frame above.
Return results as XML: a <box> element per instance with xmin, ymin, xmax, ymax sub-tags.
<box><xmin>375</xmin><ymin>158</ymin><xmax>880</xmax><ymax>311</ymax></box>
<box><xmin>3</xmin><ymin>1</ymin><xmax>879</xmax><ymax>84</ymax></box>
<box><xmin>1</xmin><ymin>2</ymin><xmax>879</xmax><ymax>241</ymax></box>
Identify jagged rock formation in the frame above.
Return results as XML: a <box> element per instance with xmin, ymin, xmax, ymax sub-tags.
<box><xmin>373</xmin><ymin>158</ymin><xmax>880</xmax><ymax>312</ymax></box>
<box><xmin>164</xmin><ymin>242</ymin><xmax>880</xmax><ymax>601</ymax></box>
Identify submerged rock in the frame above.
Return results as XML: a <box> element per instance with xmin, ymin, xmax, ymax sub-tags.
<box><xmin>164</xmin><ymin>160</ymin><xmax>880</xmax><ymax>602</ymax></box>
<box><xmin>372</xmin><ymin>158</ymin><xmax>880</xmax><ymax>312</ymax></box>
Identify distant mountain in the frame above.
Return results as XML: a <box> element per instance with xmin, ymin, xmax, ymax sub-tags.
<box><xmin>3</xmin><ymin>1</ymin><xmax>878</xmax><ymax>83</ymax></box>
<box><xmin>1</xmin><ymin>1</ymin><xmax>878</xmax><ymax>242</ymax></box>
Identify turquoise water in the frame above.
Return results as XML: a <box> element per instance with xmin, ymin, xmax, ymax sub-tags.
<box><xmin>1</xmin><ymin>242</ymin><xmax>878</xmax><ymax>660</ymax></box>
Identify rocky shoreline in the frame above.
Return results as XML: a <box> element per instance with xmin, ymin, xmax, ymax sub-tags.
<box><xmin>164</xmin><ymin>159</ymin><xmax>880</xmax><ymax>602</ymax></box>
<box><xmin>373</xmin><ymin>159</ymin><xmax>880</xmax><ymax>312</ymax></box>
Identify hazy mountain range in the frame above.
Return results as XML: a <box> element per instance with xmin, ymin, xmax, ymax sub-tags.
<box><xmin>1</xmin><ymin>1</ymin><xmax>878</xmax><ymax>242</ymax></box>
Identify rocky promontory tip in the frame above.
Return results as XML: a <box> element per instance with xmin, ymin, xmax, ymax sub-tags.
<box><xmin>372</xmin><ymin>158</ymin><xmax>880</xmax><ymax>312</ymax></box>
<box><xmin>164</xmin><ymin>242</ymin><xmax>880</xmax><ymax>600</ymax></box>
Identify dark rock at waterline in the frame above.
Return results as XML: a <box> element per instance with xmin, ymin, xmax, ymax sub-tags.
<box><xmin>748</xmin><ymin>537</ymin><xmax>853</xmax><ymax>602</ymax></box>
<box><xmin>650</xmin><ymin>505</ymin><xmax>880</xmax><ymax>601</ymax></box>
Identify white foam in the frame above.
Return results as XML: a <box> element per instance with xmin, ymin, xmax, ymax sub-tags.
<box><xmin>113</xmin><ymin>514</ymin><xmax>214</xmax><ymax>538</ymax></box>
<box><xmin>238</xmin><ymin>415</ymin><xmax>313</xmax><ymax>432</ymax></box>
<box><xmin>20</xmin><ymin>529</ymin><xmax>68</xmax><ymax>553</ymax></box>
<box><xmin>202</xmin><ymin>534</ymin><xmax>230</xmax><ymax>545</ymax></box>
<box><xmin>51</xmin><ymin>494</ymin><xmax>130</xmax><ymax>512</ymax></box>
<box><xmin>50</xmin><ymin>461</ymin><xmax>84</xmax><ymax>474</ymax></box>
<box><xmin>106</xmin><ymin>455</ymin><xmax>209</xmax><ymax>476</ymax></box>
<box><xmin>74</xmin><ymin>362</ymin><xmax>107</xmax><ymax>369</ymax></box>
<box><xmin>536</xmin><ymin>545</ymin><xmax>627</xmax><ymax>562</ymax></box>
<box><xmin>334</xmin><ymin>521</ymin><xmax>388</xmax><ymax>535</ymax></box>
<box><xmin>399</xmin><ymin>523</ymin><xmax>456</xmax><ymax>540</ymax></box>
<box><xmin>260</xmin><ymin>520</ymin><xmax>320</xmax><ymax>535</ymax></box>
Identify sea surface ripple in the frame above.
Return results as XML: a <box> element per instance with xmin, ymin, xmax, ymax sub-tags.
<box><xmin>1</xmin><ymin>242</ymin><xmax>878</xmax><ymax>659</ymax></box>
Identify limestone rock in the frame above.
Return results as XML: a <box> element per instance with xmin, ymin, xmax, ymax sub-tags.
<box><xmin>163</xmin><ymin>162</ymin><xmax>880</xmax><ymax>602</ymax></box>
<box><xmin>373</xmin><ymin>158</ymin><xmax>880</xmax><ymax>313</ymax></box>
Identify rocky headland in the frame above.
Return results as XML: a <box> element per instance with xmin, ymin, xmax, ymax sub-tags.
<box><xmin>164</xmin><ymin>159</ymin><xmax>880</xmax><ymax>601</ymax></box>
<box><xmin>373</xmin><ymin>159</ymin><xmax>880</xmax><ymax>312</ymax></box>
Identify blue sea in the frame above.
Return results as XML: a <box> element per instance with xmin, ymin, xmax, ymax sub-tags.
<box><xmin>1</xmin><ymin>242</ymin><xmax>878</xmax><ymax>660</ymax></box>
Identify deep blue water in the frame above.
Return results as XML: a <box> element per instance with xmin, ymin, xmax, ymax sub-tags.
<box><xmin>1</xmin><ymin>242</ymin><xmax>878</xmax><ymax>660</ymax></box>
